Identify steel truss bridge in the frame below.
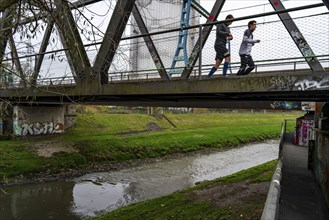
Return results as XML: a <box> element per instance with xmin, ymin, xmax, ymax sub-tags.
<box><xmin>0</xmin><ymin>0</ymin><xmax>329</xmax><ymax>108</ymax></box>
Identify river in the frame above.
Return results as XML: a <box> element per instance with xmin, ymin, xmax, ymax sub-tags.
<box><xmin>0</xmin><ymin>139</ymin><xmax>279</xmax><ymax>220</ymax></box>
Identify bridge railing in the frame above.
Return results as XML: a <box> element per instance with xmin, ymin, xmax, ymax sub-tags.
<box><xmin>1</xmin><ymin>55</ymin><xmax>328</xmax><ymax>89</ymax></box>
<box><xmin>107</xmin><ymin>56</ymin><xmax>329</xmax><ymax>83</ymax></box>
<box><xmin>260</xmin><ymin>119</ymin><xmax>286</xmax><ymax>220</ymax></box>
<box><xmin>37</xmin><ymin>76</ymin><xmax>76</xmax><ymax>87</ymax></box>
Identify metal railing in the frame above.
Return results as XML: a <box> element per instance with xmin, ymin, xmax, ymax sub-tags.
<box><xmin>1</xmin><ymin>55</ymin><xmax>328</xmax><ymax>89</ymax></box>
<box><xmin>261</xmin><ymin>119</ymin><xmax>286</xmax><ymax>220</ymax></box>
<box><xmin>107</xmin><ymin>56</ymin><xmax>329</xmax><ymax>82</ymax></box>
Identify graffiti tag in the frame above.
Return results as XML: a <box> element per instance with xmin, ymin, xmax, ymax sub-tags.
<box><xmin>294</xmin><ymin>77</ymin><xmax>329</xmax><ymax>91</ymax></box>
<box><xmin>301</xmin><ymin>120</ymin><xmax>315</xmax><ymax>145</ymax></box>
<box><xmin>270</xmin><ymin>101</ymin><xmax>300</xmax><ymax>110</ymax></box>
<box><xmin>20</xmin><ymin>122</ymin><xmax>64</xmax><ymax>136</ymax></box>
<box><xmin>270</xmin><ymin>76</ymin><xmax>294</xmax><ymax>90</ymax></box>
<box><xmin>290</xmin><ymin>29</ymin><xmax>315</xmax><ymax>61</ymax></box>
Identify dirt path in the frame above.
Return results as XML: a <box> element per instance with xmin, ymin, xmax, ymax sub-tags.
<box><xmin>187</xmin><ymin>181</ymin><xmax>270</xmax><ymax>219</ymax></box>
<box><xmin>34</xmin><ymin>141</ymin><xmax>79</xmax><ymax>157</ymax></box>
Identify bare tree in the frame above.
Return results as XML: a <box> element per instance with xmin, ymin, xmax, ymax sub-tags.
<box><xmin>0</xmin><ymin>0</ymin><xmax>136</xmax><ymax>87</ymax></box>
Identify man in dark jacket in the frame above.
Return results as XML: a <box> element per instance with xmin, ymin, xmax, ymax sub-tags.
<box><xmin>237</xmin><ymin>20</ymin><xmax>260</xmax><ymax>75</ymax></box>
<box><xmin>208</xmin><ymin>14</ymin><xmax>234</xmax><ymax>78</ymax></box>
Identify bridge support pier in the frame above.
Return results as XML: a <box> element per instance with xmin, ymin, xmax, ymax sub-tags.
<box><xmin>0</xmin><ymin>103</ymin><xmax>13</xmax><ymax>137</ymax></box>
<box><xmin>0</xmin><ymin>104</ymin><xmax>76</xmax><ymax>138</ymax></box>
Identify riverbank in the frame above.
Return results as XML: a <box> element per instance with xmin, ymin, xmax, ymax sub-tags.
<box><xmin>89</xmin><ymin>160</ymin><xmax>277</xmax><ymax>220</ymax></box>
<box><xmin>0</xmin><ymin>113</ymin><xmax>300</xmax><ymax>185</ymax></box>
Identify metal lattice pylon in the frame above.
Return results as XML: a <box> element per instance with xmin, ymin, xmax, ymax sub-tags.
<box><xmin>169</xmin><ymin>0</ymin><xmax>192</xmax><ymax>77</ymax></box>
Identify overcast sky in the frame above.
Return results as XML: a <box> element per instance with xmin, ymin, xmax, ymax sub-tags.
<box><xmin>8</xmin><ymin>0</ymin><xmax>327</xmax><ymax>79</ymax></box>
<box><xmin>200</xmin><ymin>0</ymin><xmax>327</xmax><ymax>25</ymax></box>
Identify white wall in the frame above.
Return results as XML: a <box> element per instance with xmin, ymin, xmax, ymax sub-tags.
<box><xmin>131</xmin><ymin>0</ymin><xmax>200</xmax><ymax>72</ymax></box>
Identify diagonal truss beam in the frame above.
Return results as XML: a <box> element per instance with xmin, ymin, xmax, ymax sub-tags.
<box><xmin>191</xmin><ymin>0</ymin><xmax>210</xmax><ymax>20</ymax></box>
<box><xmin>8</xmin><ymin>35</ymin><xmax>26</xmax><ymax>87</ymax></box>
<box><xmin>93</xmin><ymin>0</ymin><xmax>135</xmax><ymax>85</ymax></box>
<box><xmin>0</xmin><ymin>7</ymin><xmax>16</xmax><ymax>66</ymax></box>
<box><xmin>32</xmin><ymin>20</ymin><xmax>54</xmax><ymax>85</ymax></box>
<box><xmin>269</xmin><ymin>0</ymin><xmax>324</xmax><ymax>72</ymax></box>
<box><xmin>53</xmin><ymin>0</ymin><xmax>91</xmax><ymax>84</ymax></box>
<box><xmin>180</xmin><ymin>0</ymin><xmax>226</xmax><ymax>79</ymax></box>
<box><xmin>132</xmin><ymin>5</ymin><xmax>169</xmax><ymax>81</ymax></box>
<box><xmin>323</xmin><ymin>0</ymin><xmax>329</xmax><ymax>10</ymax></box>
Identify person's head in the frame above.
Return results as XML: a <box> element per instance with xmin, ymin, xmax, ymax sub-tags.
<box><xmin>225</xmin><ymin>14</ymin><xmax>234</xmax><ymax>25</ymax></box>
<box><xmin>248</xmin><ymin>20</ymin><xmax>257</xmax><ymax>31</ymax></box>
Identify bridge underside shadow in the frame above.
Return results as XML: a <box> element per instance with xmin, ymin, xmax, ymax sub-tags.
<box><xmin>278</xmin><ymin>133</ymin><xmax>329</xmax><ymax>219</ymax></box>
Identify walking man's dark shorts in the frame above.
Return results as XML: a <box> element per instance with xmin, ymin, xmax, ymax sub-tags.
<box><xmin>215</xmin><ymin>44</ymin><xmax>230</xmax><ymax>60</ymax></box>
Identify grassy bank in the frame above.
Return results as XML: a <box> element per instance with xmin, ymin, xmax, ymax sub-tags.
<box><xmin>89</xmin><ymin>160</ymin><xmax>278</xmax><ymax>220</ymax></box>
<box><xmin>0</xmin><ymin>113</ymin><xmax>300</xmax><ymax>183</ymax></box>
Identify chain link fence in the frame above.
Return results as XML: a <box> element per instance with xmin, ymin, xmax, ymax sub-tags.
<box><xmin>1</xmin><ymin>1</ymin><xmax>328</xmax><ymax>85</ymax></box>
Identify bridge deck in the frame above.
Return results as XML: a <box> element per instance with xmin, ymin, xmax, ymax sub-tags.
<box><xmin>1</xmin><ymin>69</ymin><xmax>329</xmax><ymax>107</ymax></box>
<box><xmin>279</xmin><ymin>133</ymin><xmax>329</xmax><ymax>219</ymax></box>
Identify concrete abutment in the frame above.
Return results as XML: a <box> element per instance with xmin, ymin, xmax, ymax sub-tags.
<box><xmin>0</xmin><ymin>103</ymin><xmax>76</xmax><ymax>138</ymax></box>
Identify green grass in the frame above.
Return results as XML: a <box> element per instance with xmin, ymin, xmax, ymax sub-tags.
<box><xmin>64</xmin><ymin>113</ymin><xmax>298</xmax><ymax>138</ymax></box>
<box><xmin>89</xmin><ymin>160</ymin><xmax>278</xmax><ymax>220</ymax></box>
<box><xmin>0</xmin><ymin>113</ymin><xmax>300</xmax><ymax>181</ymax></box>
<box><xmin>67</xmin><ymin>113</ymin><xmax>172</xmax><ymax>137</ymax></box>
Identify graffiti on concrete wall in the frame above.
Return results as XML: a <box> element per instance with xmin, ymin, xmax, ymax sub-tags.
<box><xmin>300</xmin><ymin>120</ymin><xmax>315</xmax><ymax>146</ymax></box>
<box><xmin>12</xmin><ymin>106</ymin><xmax>65</xmax><ymax>136</ymax></box>
<box><xmin>270</xmin><ymin>76</ymin><xmax>329</xmax><ymax>91</ymax></box>
<box><xmin>13</xmin><ymin>119</ymin><xmax>22</xmax><ymax>136</ymax></box>
<box><xmin>20</xmin><ymin>122</ymin><xmax>64</xmax><ymax>136</ymax></box>
<box><xmin>13</xmin><ymin>107</ymin><xmax>22</xmax><ymax>136</ymax></box>
<box><xmin>301</xmin><ymin>102</ymin><xmax>315</xmax><ymax>111</ymax></box>
<box><xmin>270</xmin><ymin>76</ymin><xmax>295</xmax><ymax>90</ymax></box>
<box><xmin>270</xmin><ymin>101</ymin><xmax>300</xmax><ymax>110</ymax></box>
<box><xmin>295</xmin><ymin>77</ymin><xmax>329</xmax><ymax>91</ymax></box>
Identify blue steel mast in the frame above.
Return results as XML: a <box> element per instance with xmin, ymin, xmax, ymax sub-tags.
<box><xmin>169</xmin><ymin>0</ymin><xmax>192</xmax><ymax>77</ymax></box>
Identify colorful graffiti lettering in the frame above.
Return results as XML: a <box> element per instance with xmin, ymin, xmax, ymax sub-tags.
<box><xmin>19</xmin><ymin>122</ymin><xmax>64</xmax><ymax>136</ymax></box>
<box><xmin>300</xmin><ymin>120</ymin><xmax>315</xmax><ymax>145</ymax></box>
<box><xmin>270</xmin><ymin>101</ymin><xmax>300</xmax><ymax>110</ymax></box>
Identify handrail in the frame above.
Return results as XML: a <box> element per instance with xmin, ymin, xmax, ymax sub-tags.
<box><xmin>261</xmin><ymin>119</ymin><xmax>286</xmax><ymax>220</ymax></box>
<box><xmin>2</xmin><ymin>56</ymin><xmax>328</xmax><ymax>88</ymax></box>
<box><xmin>261</xmin><ymin>159</ymin><xmax>283</xmax><ymax>220</ymax></box>
<box><xmin>107</xmin><ymin>55</ymin><xmax>329</xmax><ymax>76</ymax></box>
<box><xmin>107</xmin><ymin>56</ymin><xmax>329</xmax><ymax>82</ymax></box>
<box><xmin>279</xmin><ymin>120</ymin><xmax>287</xmax><ymax>159</ymax></box>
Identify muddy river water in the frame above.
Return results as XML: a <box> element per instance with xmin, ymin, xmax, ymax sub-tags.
<box><xmin>0</xmin><ymin>139</ymin><xmax>279</xmax><ymax>220</ymax></box>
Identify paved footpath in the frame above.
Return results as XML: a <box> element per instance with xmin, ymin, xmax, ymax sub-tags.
<box><xmin>278</xmin><ymin>133</ymin><xmax>329</xmax><ymax>220</ymax></box>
